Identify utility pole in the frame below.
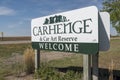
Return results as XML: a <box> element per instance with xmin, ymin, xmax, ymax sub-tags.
<box><xmin>0</xmin><ymin>32</ymin><xmax>3</xmax><ymax>41</ymax></box>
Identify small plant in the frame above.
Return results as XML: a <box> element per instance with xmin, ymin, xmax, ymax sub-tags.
<box><xmin>23</xmin><ymin>47</ymin><xmax>35</xmax><ymax>74</ymax></box>
<box><xmin>12</xmin><ymin>62</ymin><xmax>25</xmax><ymax>77</ymax></box>
<box><xmin>34</xmin><ymin>63</ymin><xmax>82</xmax><ymax>80</ymax></box>
<box><xmin>63</xmin><ymin>70</ymin><xmax>82</xmax><ymax>80</ymax></box>
<box><xmin>34</xmin><ymin>63</ymin><xmax>60</xmax><ymax>80</ymax></box>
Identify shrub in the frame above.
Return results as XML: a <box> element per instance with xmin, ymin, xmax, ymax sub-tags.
<box><xmin>34</xmin><ymin>63</ymin><xmax>82</xmax><ymax>80</ymax></box>
<box><xmin>34</xmin><ymin>63</ymin><xmax>60</xmax><ymax>80</ymax></box>
<box><xmin>23</xmin><ymin>47</ymin><xmax>35</xmax><ymax>74</ymax></box>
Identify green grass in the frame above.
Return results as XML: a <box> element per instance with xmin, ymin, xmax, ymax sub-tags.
<box><xmin>48</xmin><ymin>54</ymin><xmax>83</xmax><ymax>67</ymax></box>
<box><xmin>34</xmin><ymin>63</ymin><xmax>83</xmax><ymax>80</ymax></box>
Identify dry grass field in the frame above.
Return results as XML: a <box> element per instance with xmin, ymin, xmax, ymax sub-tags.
<box><xmin>0</xmin><ymin>36</ymin><xmax>31</xmax><ymax>41</ymax></box>
<box><xmin>0</xmin><ymin>36</ymin><xmax>120</xmax><ymax>80</ymax></box>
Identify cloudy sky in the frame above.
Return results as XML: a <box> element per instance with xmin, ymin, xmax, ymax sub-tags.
<box><xmin>0</xmin><ymin>0</ymin><xmax>117</xmax><ymax>36</ymax></box>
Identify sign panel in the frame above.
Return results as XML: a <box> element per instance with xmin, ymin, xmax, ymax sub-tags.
<box><xmin>31</xmin><ymin>6</ymin><xmax>99</xmax><ymax>54</ymax></box>
<box><xmin>99</xmin><ymin>12</ymin><xmax>110</xmax><ymax>51</ymax></box>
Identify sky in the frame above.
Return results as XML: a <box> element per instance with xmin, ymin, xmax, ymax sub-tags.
<box><xmin>0</xmin><ymin>0</ymin><xmax>117</xmax><ymax>37</ymax></box>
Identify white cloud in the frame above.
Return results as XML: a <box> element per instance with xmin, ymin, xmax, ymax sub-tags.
<box><xmin>7</xmin><ymin>21</ymin><xmax>23</xmax><ymax>28</ymax></box>
<box><xmin>0</xmin><ymin>7</ymin><xmax>15</xmax><ymax>16</ymax></box>
<box><xmin>7</xmin><ymin>24</ymin><xmax>17</xmax><ymax>28</ymax></box>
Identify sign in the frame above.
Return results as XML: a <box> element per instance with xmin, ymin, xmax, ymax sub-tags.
<box><xmin>31</xmin><ymin>6</ymin><xmax>99</xmax><ymax>54</ymax></box>
<box><xmin>99</xmin><ymin>12</ymin><xmax>110</xmax><ymax>51</ymax></box>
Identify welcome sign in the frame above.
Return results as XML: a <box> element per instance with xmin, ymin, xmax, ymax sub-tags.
<box><xmin>31</xmin><ymin>6</ymin><xmax>99</xmax><ymax>54</ymax></box>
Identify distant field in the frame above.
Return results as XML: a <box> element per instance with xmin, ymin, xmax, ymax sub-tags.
<box><xmin>0</xmin><ymin>36</ymin><xmax>31</xmax><ymax>41</ymax></box>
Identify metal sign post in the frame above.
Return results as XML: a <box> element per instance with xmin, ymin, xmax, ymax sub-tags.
<box><xmin>35</xmin><ymin>49</ymin><xmax>40</xmax><ymax>71</ymax></box>
<box><xmin>83</xmin><ymin>53</ymin><xmax>99</xmax><ymax>80</ymax></box>
<box><xmin>83</xmin><ymin>54</ymin><xmax>91</xmax><ymax>80</ymax></box>
<box><xmin>92</xmin><ymin>53</ymin><xmax>99</xmax><ymax>80</ymax></box>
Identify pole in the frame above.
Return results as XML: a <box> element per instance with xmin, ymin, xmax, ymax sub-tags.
<box><xmin>1</xmin><ymin>32</ymin><xmax>3</xmax><ymax>41</ymax></box>
<box><xmin>35</xmin><ymin>49</ymin><xmax>40</xmax><ymax>71</ymax></box>
<box><xmin>83</xmin><ymin>54</ymin><xmax>91</xmax><ymax>80</ymax></box>
<box><xmin>92</xmin><ymin>53</ymin><xmax>99</xmax><ymax>80</ymax></box>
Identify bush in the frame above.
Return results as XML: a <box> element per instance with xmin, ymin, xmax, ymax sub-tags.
<box><xmin>34</xmin><ymin>63</ymin><xmax>82</xmax><ymax>80</ymax></box>
<box><xmin>34</xmin><ymin>64</ymin><xmax>64</xmax><ymax>80</ymax></box>
<box><xmin>23</xmin><ymin>47</ymin><xmax>35</xmax><ymax>74</ymax></box>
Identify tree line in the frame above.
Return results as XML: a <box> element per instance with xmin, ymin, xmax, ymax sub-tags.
<box><xmin>102</xmin><ymin>0</ymin><xmax>120</xmax><ymax>35</ymax></box>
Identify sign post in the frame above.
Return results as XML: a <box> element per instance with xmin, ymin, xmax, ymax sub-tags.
<box><xmin>35</xmin><ymin>49</ymin><xmax>40</xmax><ymax>70</ymax></box>
<box><xmin>83</xmin><ymin>55</ymin><xmax>91</xmax><ymax>80</ymax></box>
<box><xmin>92</xmin><ymin>53</ymin><xmax>99</xmax><ymax>80</ymax></box>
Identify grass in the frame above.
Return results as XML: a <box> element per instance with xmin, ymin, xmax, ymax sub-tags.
<box><xmin>0</xmin><ymin>39</ymin><xmax>120</xmax><ymax>80</ymax></box>
<box><xmin>48</xmin><ymin>39</ymin><xmax>120</xmax><ymax>70</ymax></box>
<box><xmin>48</xmin><ymin>54</ymin><xmax>83</xmax><ymax>68</ymax></box>
<box><xmin>0</xmin><ymin>36</ymin><xmax>30</xmax><ymax>41</ymax></box>
<box><xmin>99</xmin><ymin>39</ymin><xmax>120</xmax><ymax>70</ymax></box>
<box><xmin>0</xmin><ymin>43</ymin><xmax>31</xmax><ymax>79</ymax></box>
<box><xmin>34</xmin><ymin>63</ymin><xmax>83</xmax><ymax>80</ymax></box>
<box><xmin>0</xmin><ymin>43</ymin><xmax>31</xmax><ymax>58</ymax></box>
<box><xmin>40</xmin><ymin>39</ymin><xmax>120</xmax><ymax>80</ymax></box>
<box><xmin>23</xmin><ymin>47</ymin><xmax>35</xmax><ymax>74</ymax></box>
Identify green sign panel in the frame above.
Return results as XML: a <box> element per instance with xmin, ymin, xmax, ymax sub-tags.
<box><xmin>31</xmin><ymin>6</ymin><xmax>99</xmax><ymax>54</ymax></box>
<box><xmin>32</xmin><ymin>42</ymin><xmax>98</xmax><ymax>54</ymax></box>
